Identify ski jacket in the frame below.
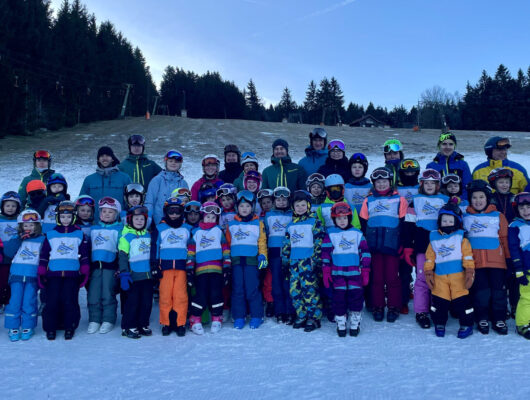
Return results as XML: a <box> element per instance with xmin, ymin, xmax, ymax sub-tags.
<box><xmin>155</xmin><ymin>221</ymin><xmax>192</xmax><ymax>270</ymax></box>
<box><xmin>316</xmin><ymin>197</ymin><xmax>361</xmax><ymax>230</ymax></box>
<box><xmin>145</xmin><ymin>170</ymin><xmax>188</xmax><ymax>224</ymax></box>
<box><xmin>190</xmin><ymin>176</ymin><xmax>224</xmax><ymax>201</ymax></box>
<box><xmin>18</xmin><ymin>168</ymin><xmax>56</xmax><ymax>207</ymax></box>
<box><xmin>426</xmin><ymin>152</ymin><xmax>472</xmax><ymax>196</ymax></box>
<box><xmin>298</xmin><ymin>147</ymin><xmax>328</xmax><ymax>176</ymax></box>
<box><xmin>322</xmin><ymin>226</ymin><xmax>371</xmax><ymax>275</ymax></box>
<box><xmin>424</xmin><ymin>229</ymin><xmax>474</xmax><ymax>275</ymax></box>
<box><xmin>9</xmin><ymin>235</ymin><xmax>46</xmax><ymax>280</ymax></box>
<box><xmin>397</xmin><ymin>184</ymin><xmax>419</xmax><ymax>205</ymax></box>
<box><xmin>0</xmin><ymin>215</ymin><xmax>21</xmax><ymax>262</ymax></box>
<box><xmin>118</xmin><ymin>225</ymin><xmax>152</xmax><ymax>281</ymax></box>
<box><xmin>282</xmin><ymin>213</ymin><xmax>325</xmax><ymax>265</ymax></box>
<box><xmin>187</xmin><ymin>222</ymin><xmax>230</xmax><ymax>275</ymax></box>
<box><xmin>226</xmin><ymin>214</ymin><xmax>267</xmax><ymax>265</ymax></box>
<box><xmin>345</xmin><ymin>178</ymin><xmax>371</xmax><ymax>214</ymax></box>
<box><xmin>262</xmin><ymin>156</ymin><xmax>307</xmax><ymax>192</ymax></box>
<box><xmin>473</xmin><ymin>158</ymin><xmax>530</xmax><ymax>194</ymax></box>
<box><xmin>219</xmin><ymin>162</ymin><xmax>243</xmax><ymax>184</ymax></box>
<box><xmin>508</xmin><ymin>218</ymin><xmax>530</xmax><ymax>276</ymax></box>
<box><xmin>317</xmin><ymin>157</ymin><xmax>351</xmax><ymax>181</ymax></box>
<box><xmin>264</xmin><ymin>209</ymin><xmax>293</xmax><ymax>251</ymax></box>
<box><xmin>90</xmin><ymin>221</ymin><xmax>123</xmax><ymax>268</ymax></box>
<box><xmin>118</xmin><ymin>154</ymin><xmax>162</xmax><ymax>188</ymax></box>
<box><xmin>492</xmin><ymin>192</ymin><xmax>515</xmax><ymax>223</ymax></box>
<box><xmin>39</xmin><ymin>225</ymin><xmax>89</xmax><ymax>276</ymax></box>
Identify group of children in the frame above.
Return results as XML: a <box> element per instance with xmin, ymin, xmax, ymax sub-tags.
<box><xmin>1</xmin><ymin>142</ymin><xmax>530</xmax><ymax>343</ymax></box>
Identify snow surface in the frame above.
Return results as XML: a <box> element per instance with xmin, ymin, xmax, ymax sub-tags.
<box><xmin>1</xmin><ymin>117</ymin><xmax>530</xmax><ymax>399</ymax></box>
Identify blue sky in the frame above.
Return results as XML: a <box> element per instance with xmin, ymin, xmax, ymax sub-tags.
<box><xmin>50</xmin><ymin>0</ymin><xmax>530</xmax><ymax>109</ymax></box>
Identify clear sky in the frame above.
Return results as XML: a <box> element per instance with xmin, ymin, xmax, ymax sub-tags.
<box><xmin>49</xmin><ymin>0</ymin><xmax>530</xmax><ymax>110</ymax></box>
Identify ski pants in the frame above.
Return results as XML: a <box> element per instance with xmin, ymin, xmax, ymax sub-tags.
<box><xmin>159</xmin><ymin>269</ymin><xmax>188</xmax><ymax>327</ymax></box>
<box><xmin>4</xmin><ymin>279</ymin><xmax>38</xmax><ymax>329</ymax></box>
<box><xmin>87</xmin><ymin>269</ymin><xmax>118</xmax><ymax>324</ymax></box>
<box><xmin>43</xmin><ymin>276</ymin><xmax>80</xmax><ymax>333</ymax></box>
<box><xmin>399</xmin><ymin>259</ymin><xmax>412</xmax><ymax>307</ymax></box>
<box><xmin>516</xmin><ymin>274</ymin><xmax>530</xmax><ymax>327</ymax></box>
<box><xmin>414</xmin><ymin>253</ymin><xmax>430</xmax><ymax>313</ymax></box>
<box><xmin>371</xmin><ymin>253</ymin><xmax>401</xmax><ymax>309</ymax></box>
<box><xmin>191</xmin><ymin>273</ymin><xmax>224</xmax><ymax>318</ymax></box>
<box><xmin>332</xmin><ymin>275</ymin><xmax>364</xmax><ymax>316</ymax></box>
<box><xmin>507</xmin><ymin>271</ymin><xmax>520</xmax><ymax>314</ymax></box>
<box><xmin>472</xmin><ymin>268</ymin><xmax>507</xmax><ymax>322</ymax></box>
<box><xmin>0</xmin><ymin>263</ymin><xmax>11</xmax><ymax>305</ymax></box>
<box><xmin>261</xmin><ymin>268</ymin><xmax>273</xmax><ymax>303</ymax></box>
<box><xmin>121</xmin><ymin>279</ymin><xmax>153</xmax><ymax>330</ymax></box>
<box><xmin>270</xmin><ymin>255</ymin><xmax>294</xmax><ymax>316</ymax></box>
<box><xmin>232</xmin><ymin>260</ymin><xmax>263</xmax><ymax>320</ymax></box>
<box><xmin>289</xmin><ymin>259</ymin><xmax>322</xmax><ymax>321</ymax></box>
<box><xmin>431</xmin><ymin>294</ymin><xmax>474</xmax><ymax>327</ymax></box>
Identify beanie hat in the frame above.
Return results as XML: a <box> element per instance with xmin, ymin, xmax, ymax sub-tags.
<box><xmin>272</xmin><ymin>138</ymin><xmax>289</xmax><ymax>152</ymax></box>
<box><xmin>97</xmin><ymin>146</ymin><xmax>120</xmax><ymax>166</ymax></box>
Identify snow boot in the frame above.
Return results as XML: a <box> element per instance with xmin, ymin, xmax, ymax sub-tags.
<box><xmin>21</xmin><ymin>328</ymin><xmax>34</xmax><ymax>341</ymax></box>
<box><xmin>162</xmin><ymin>325</ymin><xmax>172</xmax><ymax>336</ymax></box>
<box><xmin>293</xmin><ymin>318</ymin><xmax>306</xmax><ymax>329</ymax></box>
<box><xmin>190</xmin><ymin>316</ymin><xmax>204</xmax><ymax>335</ymax></box>
<box><xmin>265</xmin><ymin>302</ymin><xmax>274</xmax><ymax>318</ymax></box>
<box><xmin>122</xmin><ymin>328</ymin><xmax>141</xmax><ymax>339</ymax></box>
<box><xmin>87</xmin><ymin>322</ymin><xmax>101</xmax><ymax>334</ymax></box>
<box><xmin>335</xmin><ymin>315</ymin><xmax>347</xmax><ymax>337</ymax></box>
<box><xmin>349</xmin><ymin>311</ymin><xmax>362</xmax><ymax>337</ymax></box>
<box><xmin>99</xmin><ymin>322</ymin><xmax>114</xmax><ymax>334</ymax></box>
<box><xmin>46</xmin><ymin>331</ymin><xmax>56</xmax><ymax>341</ymax></box>
<box><xmin>373</xmin><ymin>308</ymin><xmax>384</xmax><ymax>322</ymax></box>
<box><xmin>138</xmin><ymin>326</ymin><xmax>152</xmax><ymax>336</ymax></box>
<box><xmin>211</xmin><ymin>316</ymin><xmax>223</xmax><ymax>333</ymax></box>
<box><xmin>64</xmin><ymin>330</ymin><xmax>75</xmax><ymax>340</ymax></box>
<box><xmin>8</xmin><ymin>329</ymin><xmax>21</xmax><ymax>342</ymax></box>
<box><xmin>477</xmin><ymin>320</ymin><xmax>489</xmax><ymax>335</ymax></box>
<box><xmin>416</xmin><ymin>312</ymin><xmax>431</xmax><ymax>329</ymax></box>
<box><xmin>304</xmin><ymin>318</ymin><xmax>317</xmax><ymax>332</ymax></box>
<box><xmin>457</xmin><ymin>326</ymin><xmax>473</xmax><ymax>339</ymax></box>
<box><xmin>276</xmin><ymin>314</ymin><xmax>283</xmax><ymax>323</ymax></box>
<box><xmin>249</xmin><ymin>318</ymin><xmax>263</xmax><ymax>329</ymax></box>
<box><xmin>386</xmin><ymin>308</ymin><xmax>399</xmax><ymax>323</ymax></box>
<box><xmin>233</xmin><ymin>318</ymin><xmax>246</xmax><ymax>330</ymax></box>
<box><xmin>400</xmin><ymin>305</ymin><xmax>409</xmax><ymax>315</ymax></box>
<box><xmin>285</xmin><ymin>314</ymin><xmax>296</xmax><ymax>325</ymax></box>
<box><xmin>492</xmin><ymin>321</ymin><xmax>508</xmax><ymax>335</ymax></box>
<box><xmin>176</xmin><ymin>326</ymin><xmax>186</xmax><ymax>337</ymax></box>
<box><xmin>435</xmin><ymin>325</ymin><xmax>445</xmax><ymax>337</ymax></box>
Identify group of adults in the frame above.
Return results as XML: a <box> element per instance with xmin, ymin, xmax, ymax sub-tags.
<box><xmin>17</xmin><ymin>129</ymin><xmax>530</xmax><ymax>221</ymax></box>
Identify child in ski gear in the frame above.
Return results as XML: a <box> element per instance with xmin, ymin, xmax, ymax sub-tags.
<box><xmin>18</xmin><ymin>150</ymin><xmax>55</xmax><ymax>207</ymax></box>
<box><xmin>226</xmin><ymin>190</ymin><xmax>268</xmax><ymax>329</ymax></box>
<box><xmin>282</xmin><ymin>190</ymin><xmax>325</xmax><ymax>332</ymax></box>
<box><xmin>234</xmin><ymin>152</ymin><xmax>259</xmax><ymax>191</ymax></box>
<box><xmin>360</xmin><ymin>167</ymin><xmax>408</xmax><ymax>323</ymax></box>
<box><xmin>217</xmin><ymin>184</ymin><xmax>237</xmax><ymax>231</ymax></box>
<box><xmin>257</xmin><ymin>188</ymin><xmax>274</xmax><ymax>316</ymax></box>
<box><xmin>4</xmin><ymin>210</ymin><xmax>45</xmax><ymax>341</ymax></box>
<box><xmin>464</xmin><ymin>180</ymin><xmax>510</xmax><ymax>335</ymax></box>
<box><xmin>488</xmin><ymin>168</ymin><xmax>515</xmax><ymax>223</ymax></box>
<box><xmin>403</xmin><ymin>169</ymin><xmax>449</xmax><ymax>329</ymax></box>
<box><xmin>0</xmin><ymin>192</ymin><xmax>22</xmax><ymax>311</ymax></box>
<box><xmin>243</xmin><ymin>171</ymin><xmax>263</xmax><ymax>214</ymax></box>
<box><xmin>219</xmin><ymin>144</ymin><xmax>243</xmax><ymax>184</ymax></box>
<box><xmin>118</xmin><ymin>206</ymin><xmax>153</xmax><ymax>339</ymax></box>
<box><xmin>265</xmin><ymin>186</ymin><xmax>294</xmax><ymax>323</ymax></box>
<box><xmin>345</xmin><ymin>153</ymin><xmax>371</xmax><ymax>214</ymax></box>
<box><xmin>508</xmin><ymin>193</ymin><xmax>530</xmax><ymax>338</ymax></box>
<box><xmin>155</xmin><ymin>197</ymin><xmax>191</xmax><ymax>336</ymax></box>
<box><xmin>383</xmin><ymin>139</ymin><xmax>404</xmax><ymax>187</ymax></box>
<box><xmin>186</xmin><ymin>202</ymin><xmax>230</xmax><ymax>335</ymax></box>
<box><xmin>317</xmin><ymin>139</ymin><xmax>350</xmax><ymax>181</ymax></box>
<box><xmin>306</xmin><ymin>173</ymin><xmax>326</xmax><ymax>212</ymax></box>
<box><xmin>75</xmin><ymin>195</ymin><xmax>95</xmax><ymax>237</ymax></box>
<box><xmin>184</xmin><ymin>201</ymin><xmax>201</xmax><ymax>228</ymax></box>
<box><xmin>38</xmin><ymin>173</ymin><xmax>70</xmax><ymax>233</ymax></box>
<box><xmin>191</xmin><ymin>155</ymin><xmax>224</xmax><ymax>201</ymax></box>
<box><xmin>87</xmin><ymin>197</ymin><xmax>122</xmax><ymax>335</ymax></box>
<box><xmin>298</xmin><ymin>127</ymin><xmax>328</xmax><ymax>176</ymax></box>
<box><xmin>317</xmin><ymin>174</ymin><xmax>361</xmax><ymax>231</ymax></box>
<box><xmin>322</xmin><ymin>202</ymin><xmax>371</xmax><ymax>337</ymax></box>
<box><xmin>257</xmin><ymin>189</ymin><xmax>274</xmax><ymax>217</ymax></box>
<box><xmin>171</xmin><ymin>187</ymin><xmax>192</xmax><ymax>205</ymax></box>
<box><xmin>397</xmin><ymin>158</ymin><xmax>420</xmax><ymax>204</ymax></box>
<box><xmin>39</xmin><ymin>201</ymin><xmax>90</xmax><ymax>340</ymax></box>
<box><xmin>145</xmin><ymin>150</ymin><xmax>188</xmax><ymax>225</ymax></box>
<box><xmin>118</xmin><ymin>134</ymin><xmax>162</xmax><ymax>188</ymax></box>
<box><xmin>424</xmin><ymin>202</ymin><xmax>475</xmax><ymax>338</ymax></box>
<box><xmin>441</xmin><ymin>174</ymin><xmax>468</xmax><ymax>213</ymax></box>
<box><xmin>25</xmin><ymin>180</ymin><xmax>47</xmax><ymax>212</ymax></box>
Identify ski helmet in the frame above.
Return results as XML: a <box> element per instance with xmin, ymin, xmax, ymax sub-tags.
<box><xmin>124</xmin><ymin>183</ymin><xmax>146</xmax><ymax>207</ymax></box>
<box><xmin>75</xmin><ymin>195</ymin><xmax>95</xmax><ymax>209</ymax></box>
<box><xmin>55</xmin><ymin>200</ymin><xmax>76</xmax><ymax>226</ymax></box>
<box><xmin>257</xmin><ymin>189</ymin><xmax>274</xmax><ymax>201</ymax></box>
<box><xmin>128</xmin><ymin>134</ymin><xmax>146</xmax><ymax>153</ymax></box>
<box><xmin>163</xmin><ymin>197</ymin><xmax>185</xmax><ymax>225</ymax></box>
<box><xmin>1</xmin><ymin>191</ymin><xmax>21</xmax><ymax>215</ymax></box>
<box><xmin>98</xmin><ymin>196</ymin><xmax>121</xmax><ymax>215</ymax></box>
<box><xmin>437</xmin><ymin>202</ymin><xmax>463</xmax><ymax>233</ymax></box>
<box><xmin>419</xmin><ymin>169</ymin><xmax>441</xmax><ymax>182</ymax></box>
<box><xmin>291</xmin><ymin>190</ymin><xmax>312</xmax><ymax>213</ymax></box>
<box><xmin>309</xmin><ymin>127</ymin><xmax>327</xmax><ymax>146</ymax></box>
<box><xmin>33</xmin><ymin>150</ymin><xmax>52</xmax><ymax>166</ymax></box>
<box><xmin>200</xmin><ymin>201</ymin><xmax>221</xmax><ymax>220</ymax></box>
<box><xmin>216</xmin><ymin>183</ymin><xmax>237</xmax><ymax>201</ymax></box>
<box><xmin>236</xmin><ymin>190</ymin><xmax>256</xmax><ymax>211</ymax></box>
<box><xmin>273</xmin><ymin>186</ymin><xmax>291</xmax><ymax>199</ymax></box>
<box><xmin>202</xmin><ymin>154</ymin><xmax>220</xmax><ymax>167</ymax></box>
<box><xmin>17</xmin><ymin>209</ymin><xmax>42</xmax><ymax>224</ymax></box>
<box><xmin>370</xmin><ymin>167</ymin><xmax>394</xmax><ymax>185</ymax></box>
<box><xmin>440</xmin><ymin>174</ymin><xmax>462</xmax><ymax>196</ymax></box>
<box><xmin>184</xmin><ymin>201</ymin><xmax>201</xmax><ymax>214</ymax></box>
<box><xmin>198</xmin><ymin>183</ymin><xmax>217</xmax><ymax>204</ymax></box>
<box><xmin>437</xmin><ymin>132</ymin><xmax>457</xmax><ymax>147</ymax></box>
<box><xmin>164</xmin><ymin>150</ymin><xmax>183</xmax><ymax>162</ymax></box>
<box><xmin>383</xmin><ymin>139</ymin><xmax>403</xmax><ymax>153</ymax></box>
<box><xmin>126</xmin><ymin>205</ymin><xmax>149</xmax><ymax>229</ymax></box>
<box><xmin>46</xmin><ymin>173</ymin><xmax>68</xmax><ymax>194</ymax></box>
<box><xmin>331</xmin><ymin>201</ymin><xmax>352</xmax><ymax>218</ymax></box>
<box><xmin>306</xmin><ymin>173</ymin><xmax>325</xmax><ymax>192</ymax></box>
<box><xmin>243</xmin><ymin>170</ymin><xmax>262</xmax><ymax>191</ymax></box>
<box><xmin>171</xmin><ymin>187</ymin><xmax>192</xmax><ymax>202</ymax></box>
<box><xmin>512</xmin><ymin>192</ymin><xmax>530</xmax><ymax>217</ymax></box>
<box><xmin>484</xmin><ymin>137</ymin><xmax>511</xmax><ymax>158</ymax></box>
<box><xmin>327</xmin><ymin>139</ymin><xmax>346</xmax><ymax>153</ymax></box>
<box><xmin>466</xmin><ymin>179</ymin><xmax>492</xmax><ymax>203</ymax></box>
<box><xmin>349</xmin><ymin>153</ymin><xmax>369</xmax><ymax>176</ymax></box>
<box><xmin>26</xmin><ymin>180</ymin><xmax>46</xmax><ymax>194</ymax></box>
<box><xmin>241</xmin><ymin>152</ymin><xmax>259</xmax><ymax>169</ymax></box>
<box><xmin>324</xmin><ymin>174</ymin><xmax>345</xmax><ymax>201</ymax></box>
<box><xmin>487</xmin><ymin>168</ymin><xmax>513</xmax><ymax>187</ymax></box>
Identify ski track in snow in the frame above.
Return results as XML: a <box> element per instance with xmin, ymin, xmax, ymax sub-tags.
<box><xmin>0</xmin><ymin>118</ymin><xmax>529</xmax><ymax>399</ymax></box>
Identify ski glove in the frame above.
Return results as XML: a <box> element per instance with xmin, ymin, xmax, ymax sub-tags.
<box><xmin>402</xmin><ymin>248</ymin><xmax>415</xmax><ymax>267</ymax></box>
<box><xmin>258</xmin><ymin>254</ymin><xmax>268</xmax><ymax>270</ymax></box>
<box><xmin>79</xmin><ymin>264</ymin><xmax>90</xmax><ymax>288</ymax></box>
<box><xmin>37</xmin><ymin>265</ymin><xmax>47</xmax><ymax>289</ymax></box>
<box><xmin>322</xmin><ymin>266</ymin><xmax>333</xmax><ymax>289</ymax></box>
<box><xmin>361</xmin><ymin>268</ymin><xmax>370</xmax><ymax>287</ymax></box>
<box><xmin>516</xmin><ymin>271</ymin><xmax>529</xmax><ymax>286</ymax></box>
<box><xmin>465</xmin><ymin>269</ymin><xmax>475</xmax><ymax>290</ymax></box>
<box><xmin>424</xmin><ymin>269</ymin><xmax>435</xmax><ymax>290</ymax></box>
<box><xmin>120</xmin><ymin>272</ymin><xmax>133</xmax><ymax>291</ymax></box>
<box><xmin>150</xmin><ymin>262</ymin><xmax>162</xmax><ymax>280</ymax></box>
<box><xmin>186</xmin><ymin>270</ymin><xmax>195</xmax><ymax>289</ymax></box>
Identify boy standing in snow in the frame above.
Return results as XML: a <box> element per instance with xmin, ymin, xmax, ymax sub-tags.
<box><xmin>38</xmin><ymin>173</ymin><xmax>70</xmax><ymax>234</ymax></box>
<box><xmin>344</xmin><ymin>153</ymin><xmax>371</xmax><ymax>215</ymax></box>
<box><xmin>282</xmin><ymin>190</ymin><xmax>325</xmax><ymax>332</ymax></box>
<box><xmin>306</xmin><ymin>173</ymin><xmax>326</xmax><ymax>212</ymax></box>
<box><xmin>75</xmin><ymin>195</ymin><xmax>96</xmax><ymax>237</ymax></box>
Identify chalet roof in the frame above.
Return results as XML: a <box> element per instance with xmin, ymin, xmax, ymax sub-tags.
<box><xmin>349</xmin><ymin>114</ymin><xmax>384</xmax><ymax>126</ymax></box>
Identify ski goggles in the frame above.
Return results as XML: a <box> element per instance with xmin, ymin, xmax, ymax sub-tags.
<box><xmin>129</xmin><ymin>135</ymin><xmax>146</xmax><ymax>145</ymax></box>
<box><xmin>2</xmin><ymin>191</ymin><xmax>21</xmax><ymax>204</ymax></box>
<box><xmin>34</xmin><ymin>150</ymin><xmax>51</xmax><ymax>159</ymax></box>
<box><xmin>165</xmin><ymin>150</ymin><xmax>183</xmax><ymax>162</ymax></box>
<box><xmin>350</xmin><ymin>153</ymin><xmax>367</xmax><ymax>162</ymax></box>
<box><xmin>126</xmin><ymin>183</ymin><xmax>145</xmax><ymax>195</ymax></box>
<box><xmin>98</xmin><ymin>197</ymin><xmax>118</xmax><ymax>208</ymax></box>
<box><xmin>332</xmin><ymin>203</ymin><xmax>352</xmax><ymax>216</ymax></box>
<box><xmin>439</xmin><ymin>133</ymin><xmax>456</xmax><ymax>143</ymax></box>
<box><xmin>21</xmin><ymin>212</ymin><xmax>40</xmax><ymax>222</ymax></box>
<box><xmin>383</xmin><ymin>140</ymin><xmax>402</xmax><ymax>153</ymax></box>
<box><xmin>514</xmin><ymin>192</ymin><xmax>530</xmax><ymax>206</ymax></box>
<box><xmin>130</xmin><ymin>206</ymin><xmax>149</xmax><ymax>216</ymax></box>
<box><xmin>76</xmin><ymin>196</ymin><xmax>95</xmax><ymax>207</ymax></box>
<box><xmin>166</xmin><ymin>205</ymin><xmax>183</xmax><ymax>215</ymax></box>
<box><xmin>241</xmin><ymin>152</ymin><xmax>257</xmax><ymax>162</ymax></box>
<box><xmin>441</xmin><ymin>174</ymin><xmax>461</xmax><ymax>185</ymax></box>
<box><xmin>57</xmin><ymin>203</ymin><xmax>75</xmax><ymax>214</ymax></box>
<box><xmin>237</xmin><ymin>190</ymin><xmax>255</xmax><ymax>204</ymax></box>
<box><xmin>257</xmin><ymin>189</ymin><xmax>274</xmax><ymax>199</ymax></box>
<box><xmin>400</xmin><ymin>159</ymin><xmax>419</xmax><ymax>170</ymax></box>
<box><xmin>371</xmin><ymin>169</ymin><xmax>392</xmax><ymax>180</ymax></box>
<box><xmin>216</xmin><ymin>187</ymin><xmax>237</xmax><ymax>198</ymax></box>
<box><xmin>184</xmin><ymin>202</ymin><xmax>201</xmax><ymax>213</ymax></box>
<box><xmin>200</xmin><ymin>204</ymin><xmax>221</xmax><ymax>215</ymax></box>
<box><xmin>172</xmin><ymin>188</ymin><xmax>191</xmax><ymax>199</ymax></box>
<box><xmin>310</xmin><ymin>127</ymin><xmax>327</xmax><ymax>139</ymax></box>
<box><xmin>328</xmin><ymin>140</ymin><xmax>345</xmax><ymax>151</ymax></box>
<box><xmin>273</xmin><ymin>187</ymin><xmax>291</xmax><ymax>198</ymax></box>
<box><xmin>495</xmin><ymin>138</ymin><xmax>511</xmax><ymax>149</ymax></box>
<box><xmin>420</xmin><ymin>169</ymin><xmax>441</xmax><ymax>181</ymax></box>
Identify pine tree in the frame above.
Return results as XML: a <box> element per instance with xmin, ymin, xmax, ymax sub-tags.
<box><xmin>277</xmin><ymin>87</ymin><xmax>296</xmax><ymax>119</ymax></box>
<box><xmin>245</xmin><ymin>79</ymin><xmax>263</xmax><ymax>120</ymax></box>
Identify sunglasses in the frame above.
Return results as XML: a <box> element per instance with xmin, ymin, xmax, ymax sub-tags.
<box><xmin>200</xmin><ymin>204</ymin><xmax>221</xmax><ymax>215</ymax></box>
<box><xmin>273</xmin><ymin>187</ymin><xmax>291</xmax><ymax>198</ymax></box>
<box><xmin>130</xmin><ymin>135</ymin><xmax>146</xmax><ymax>145</ymax></box>
<box><xmin>257</xmin><ymin>189</ymin><xmax>273</xmax><ymax>199</ymax></box>
<box><xmin>34</xmin><ymin>150</ymin><xmax>51</xmax><ymax>159</ymax></box>
<box><xmin>401</xmin><ymin>159</ymin><xmax>419</xmax><ymax>170</ymax></box>
<box><xmin>21</xmin><ymin>212</ymin><xmax>40</xmax><ymax>222</ymax></box>
<box><xmin>441</xmin><ymin>175</ymin><xmax>461</xmax><ymax>185</ymax></box>
<box><xmin>328</xmin><ymin>140</ymin><xmax>345</xmax><ymax>151</ymax></box>
<box><xmin>165</xmin><ymin>150</ymin><xmax>183</xmax><ymax>162</ymax></box>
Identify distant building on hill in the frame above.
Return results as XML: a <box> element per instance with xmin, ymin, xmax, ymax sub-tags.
<box><xmin>349</xmin><ymin>114</ymin><xmax>386</xmax><ymax>128</ymax></box>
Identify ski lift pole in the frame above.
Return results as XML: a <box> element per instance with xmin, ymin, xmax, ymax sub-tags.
<box><xmin>120</xmin><ymin>83</ymin><xmax>132</xmax><ymax>119</ymax></box>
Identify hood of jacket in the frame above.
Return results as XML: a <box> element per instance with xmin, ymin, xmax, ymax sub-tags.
<box><xmin>304</xmin><ymin>146</ymin><xmax>328</xmax><ymax>159</ymax></box>
<box><xmin>96</xmin><ymin>165</ymin><xmax>120</xmax><ymax>177</ymax></box>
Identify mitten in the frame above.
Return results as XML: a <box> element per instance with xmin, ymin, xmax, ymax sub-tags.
<box><xmin>424</xmin><ymin>269</ymin><xmax>435</xmax><ymax>290</ymax></box>
<box><xmin>120</xmin><ymin>272</ymin><xmax>133</xmax><ymax>291</ymax></box>
<box><xmin>402</xmin><ymin>248</ymin><xmax>415</xmax><ymax>267</ymax></box>
<box><xmin>79</xmin><ymin>264</ymin><xmax>90</xmax><ymax>288</ymax></box>
<box><xmin>37</xmin><ymin>265</ymin><xmax>47</xmax><ymax>289</ymax></box>
<box><xmin>361</xmin><ymin>268</ymin><xmax>370</xmax><ymax>287</ymax></box>
<box><xmin>516</xmin><ymin>271</ymin><xmax>529</xmax><ymax>286</ymax></box>
<box><xmin>257</xmin><ymin>254</ymin><xmax>268</xmax><ymax>270</ymax></box>
<box><xmin>322</xmin><ymin>266</ymin><xmax>333</xmax><ymax>289</ymax></box>
<box><xmin>465</xmin><ymin>269</ymin><xmax>475</xmax><ymax>289</ymax></box>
